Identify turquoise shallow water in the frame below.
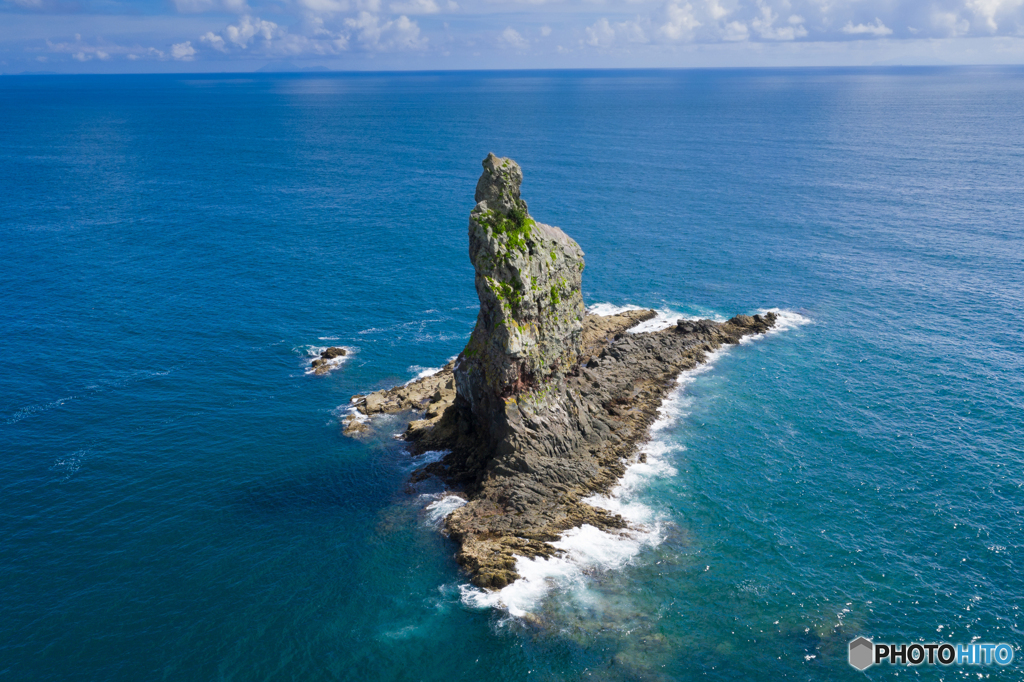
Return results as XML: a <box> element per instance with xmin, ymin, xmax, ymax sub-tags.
<box><xmin>1</xmin><ymin>68</ymin><xmax>1023</xmax><ymax>680</ymax></box>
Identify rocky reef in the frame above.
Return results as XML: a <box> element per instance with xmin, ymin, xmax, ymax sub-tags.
<box><xmin>310</xmin><ymin>346</ymin><xmax>347</xmax><ymax>375</ymax></box>
<box><xmin>346</xmin><ymin>154</ymin><xmax>777</xmax><ymax>589</ymax></box>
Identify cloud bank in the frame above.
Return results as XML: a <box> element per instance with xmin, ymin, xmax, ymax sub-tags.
<box><xmin>3</xmin><ymin>0</ymin><xmax>1024</xmax><ymax>70</ymax></box>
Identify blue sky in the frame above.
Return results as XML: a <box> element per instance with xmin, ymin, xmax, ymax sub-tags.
<box><xmin>2</xmin><ymin>0</ymin><xmax>1024</xmax><ymax>72</ymax></box>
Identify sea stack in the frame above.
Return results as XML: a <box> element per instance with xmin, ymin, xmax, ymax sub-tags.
<box><xmin>347</xmin><ymin>154</ymin><xmax>779</xmax><ymax>589</ymax></box>
<box><xmin>456</xmin><ymin>153</ymin><xmax>587</xmax><ymax>463</ymax></box>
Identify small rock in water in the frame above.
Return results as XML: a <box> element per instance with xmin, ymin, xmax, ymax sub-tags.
<box><xmin>321</xmin><ymin>346</ymin><xmax>347</xmax><ymax>359</ymax></box>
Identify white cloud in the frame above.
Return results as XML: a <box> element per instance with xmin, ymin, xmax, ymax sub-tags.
<box><xmin>344</xmin><ymin>11</ymin><xmax>427</xmax><ymax>50</ymax></box>
<box><xmin>224</xmin><ymin>16</ymin><xmax>279</xmax><ymax>47</ymax></box>
<box><xmin>751</xmin><ymin>0</ymin><xmax>807</xmax><ymax>39</ymax></box>
<box><xmin>171</xmin><ymin>41</ymin><xmax>197</xmax><ymax>59</ymax></box>
<box><xmin>657</xmin><ymin>1</ymin><xmax>701</xmax><ymax>41</ymax></box>
<box><xmin>966</xmin><ymin>0</ymin><xmax>1024</xmax><ymax>31</ymax></box>
<box><xmin>21</xmin><ymin>0</ymin><xmax>1024</xmax><ymax>69</ymax></box>
<box><xmin>706</xmin><ymin>0</ymin><xmax>729</xmax><ymax>21</ymax></box>
<box><xmin>841</xmin><ymin>18</ymin><xmax>893</xmax><ymax>36</ymax></box>
<box><xmin>45</xmin><ymin>37</ymin><xmax>166</xmax><ymax>61</ymax></box>
<box><xmin>200</xmin><ymin>31</ymin><xmax>228</xmax><ymax>51</ymax></box>
<box><xmin>586</xmin><ymin>17</ymin><xmax>648</xmax><ymax>46</ymax></box>
<box><xmin>585</xmin><ymin>18</ymin><xmax>615</xmax><ymax>46</ymax></box>
<box><xmin>500</xmin><ymin>26</ymin><xmax>529</xmax><ymax>48</ymax></box>
<box><xmin>390</xmin><ymin>0</ymin><xmax>440</xmax><ymax>12</ymax></box>
<box><xmin>932</xmin><ymin>10</ymin><xmax>971</xmax><ymax>36</ymax></box>
<box><xmin>723</xmin><ymin>20</ymin><xmax>749</xmax><ymax>40</ymax></box>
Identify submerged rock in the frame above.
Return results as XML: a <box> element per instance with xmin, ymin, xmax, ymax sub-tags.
<box><xmin>345</xmin><ymin>154</ymin><xmax>778</xmax><ymax>589</ymax></box>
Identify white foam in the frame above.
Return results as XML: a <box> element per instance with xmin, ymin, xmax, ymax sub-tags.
<box><xmin>586</xmin><ymin>302</ymin><xmax>726</xmax><ymax>334</ymax></box>
<box><xmin>413</xmin><ymin>448</ymin><xmax>450</xmax><ymax>464</ymax></box>
<box><xmin>407</xmin><ymin>365</ymin><xmax>443</xmax><ymax>383</ymax></box>
<box><xmin>459</xmin><ymin>521</ymin><xmax>664</xmax><ymax>618</ymax></box>
<box><xmin>6</xmin><ymin>395</ymin><xmax>77</xmax><ymax>425</ymax></box>
<box><xmin>422</xmin><ymin>493</ymin><xmax>467</xmax><ymax>528</ymax></box>
<box><xmin>761</xmin><ymin>308</ymin><xmax>812</xmax><ymax>332</ymax></box>
<box><xmin>738</xmin><ymin>308</ymin><xmax>812</xmax><ymax>345</ymax></box>
<box><xmin>304</xmin><ymin>345</ymin><xmax>354</xmax><ymax>375</ymax></box>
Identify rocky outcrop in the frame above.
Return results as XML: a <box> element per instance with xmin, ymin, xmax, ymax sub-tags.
<box><xmin>343</xmin><ymin>361</ymin><xmax>456</xmax><ymax>437</ymax></box>
<box><xmin>311</xmin><ymin>347</ymin><xmax>347</xmax><ymax>375</ymax></box>
<box><xmin>345</xmin><ymin>154</ymin><xmax>778</xmax><ymax>589</ymax></box>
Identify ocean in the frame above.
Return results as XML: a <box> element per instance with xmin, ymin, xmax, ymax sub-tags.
<box><xmin>1</xmin><ymin>67</ymin><xmax>1022</xmax><ymax>680</ymax></box>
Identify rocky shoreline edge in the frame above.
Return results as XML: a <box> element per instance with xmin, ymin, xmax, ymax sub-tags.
<box><xmin>342</xmin><ymin>154</ymin><xmax>778</xmax><ymax>591</ymax></box>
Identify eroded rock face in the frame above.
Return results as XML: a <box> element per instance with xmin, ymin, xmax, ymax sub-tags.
<box><xmin>456</xmin><ymin>153</ymin><xmax>585</xmax><ymax>448</ymax></box>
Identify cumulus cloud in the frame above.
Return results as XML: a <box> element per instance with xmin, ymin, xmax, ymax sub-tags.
<box><xmin>500</xmin><ymin>26</ymin><xmax>529</xmax><ymax>48</ymax></box>
<box><xmin>344</xmin><ymin>11</ymin><xmax>426</xmax><ymax>49</ymax></box>
<box><xmin>705</xmin><ymin>0</ymin><xmax>729</xmax><ymax>21</ymax></box>
<box><xmin>44</xmin><ymin>35</ymin><xmax>167</xmax><ymax>61</ymax></box>
<box><xmin>841</xmin><ymin>18</ymin><xmax>893</xmax><ymax>36</ymax></box>
<box><xmin>657</xmin><ymin>1</ymin><xmax>701</xmax><ymax>40</ymax></box>
<box><xmin>722</xmin><ymin>20</ymin><xmax>749</xmax><ymax>40</ymax></box>
<box><xmin>192</xmin><ymin>12</ymin><xmax>362</xmax><ymax>55</ymax></box>
<box><xmin>200</xmin><ymin>31</ymin><xmax>228</xmax><ymax>51</ymax></box>
<box><xmin>932</xmin><ymin>10</ymin><xmax>971</xmax><ymax>35</ymax></box>
<box><xmin>585</xmin><ymin>18</ymin><xmax>615</xmax><ymax>46</ymax></box>
<box><xmin>223</xmin><ymin>15</ymin><xmax>278</xmax><ymax>47</ymax></box>
<box><xmin>17</xmin><ymin>0</ymin><xmax>1024</xmax><ymax>68</ymax></box>
<box><xmin>750</xmin><ymin>1</ymin><xmax>807</xmax><ymax>39</ymax></box>
<box><xmin>966</xmin><ymin>0</ymin><xmax>1024</xmax><ymax>30</ymax></box>
<box><xmin>171</xmin><ymin>41</ymin><xmax>197</xmax><ymax>59</ymax></box>
<box><xmin>584</xmin><ymin>17</ymin><xmax>647</xmax><ymax>46</ymax></box>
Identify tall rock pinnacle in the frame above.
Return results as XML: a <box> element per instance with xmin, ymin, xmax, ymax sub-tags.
<box><xmin>346</xmin><ymin>154</ymin><xmax>780</xmax><ymax>589</ymax></box>
<box><xmin>454</xmin><ymin>153</ymin><xmax>586</xmax><ymax>440</ymax></box>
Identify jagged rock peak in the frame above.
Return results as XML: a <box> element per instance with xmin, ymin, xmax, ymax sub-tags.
<box><xmin>455</xmin><ymin>154</ymin><xmax>586</xmax><ymax>424</ymax></box>
<box><xmin>474</xmin><ymin>152</ymin><xmax>526</xmax><ymax>217</ymax></box>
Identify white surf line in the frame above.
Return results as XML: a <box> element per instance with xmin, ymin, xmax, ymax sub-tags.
<box><xmin>586</xmin><ymin>302</ymin><xmax>729</xmax><ymax>334</ymax></box>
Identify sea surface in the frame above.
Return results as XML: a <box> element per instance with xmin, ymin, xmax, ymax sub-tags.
<box><xmin>2</xmin><ymin>68</ymin><xmax>1023</xmax><ymax>681</ymax></box>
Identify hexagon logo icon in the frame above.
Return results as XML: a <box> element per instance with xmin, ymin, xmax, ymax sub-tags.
<box><xmin>848</xmin><ymin>637</ymin><xmax>874</xmax><ymax>671</ymax></box>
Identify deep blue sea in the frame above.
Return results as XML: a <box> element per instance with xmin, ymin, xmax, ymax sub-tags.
<box><xmin>2</xmin><ymin>68</ymin><xmax>1023</xmax><ymax>681</ymax></box>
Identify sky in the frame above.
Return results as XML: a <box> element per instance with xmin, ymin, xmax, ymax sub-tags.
<box><xmin>2</xmin><ymin>0</ymin><xmax>1024</xmax><ymax>73</ymax></box>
